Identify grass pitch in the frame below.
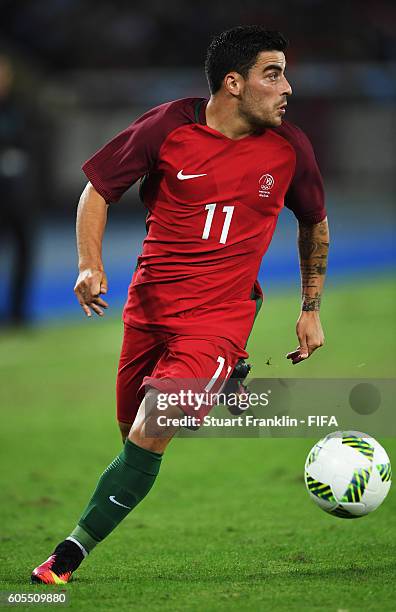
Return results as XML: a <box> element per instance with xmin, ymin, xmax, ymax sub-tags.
<box><xmin>0</xmin><ymin>277</ymin><xmax>395</xmax><ymax>611</ymax></box>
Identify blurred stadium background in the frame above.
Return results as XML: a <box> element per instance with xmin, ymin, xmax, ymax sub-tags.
<box><xmin>0</xmin><ymin>0</ymin><xmax>395</xmax><ymax>324</ymax></box>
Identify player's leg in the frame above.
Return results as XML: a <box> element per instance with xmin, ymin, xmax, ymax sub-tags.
<box><xmin>142</xmin><ymin>334</ymin><xmax>249</xmax><ymax>427</ymax></box>
<box><xmin>31</xmin><ymin>387</ymin><xmax>180</xmax><ymax>585</ymax></box>
<box><xmin>116</xmin><ymin>323</ymin><xmax>168</xmax><ymax>442</ymax></box>
<box><xmin>31</xmin><ymin>325</ymin><xmax>170</xmax><ymax>584</ymax></box>
<box><xmin>128</xmin><ymin>387</ymin><xmax>183</xmax><ymax>452</ymax></box>
<box><xmin>31</xmin><ymin>334</ymin><xmax>246</xmax><ymax>584</ymax></box>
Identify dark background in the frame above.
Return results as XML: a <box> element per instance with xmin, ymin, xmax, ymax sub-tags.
<box><xmin>0</xmin><ymin>0</ymin><xmax>395</xmax><ymax>322</ymax></box>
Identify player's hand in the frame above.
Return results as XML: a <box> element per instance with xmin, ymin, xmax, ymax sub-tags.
<box><xmin>286</xmin><ymin>311</ymin><xmax>324</xmax><ymax>365</ymax></box>
<box><xmin>74</xmin><ymin>268</ymin><xmax>109</xmax><ymax>317</ymax></box>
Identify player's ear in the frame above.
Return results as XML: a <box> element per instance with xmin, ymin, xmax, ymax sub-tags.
<box><xmin>224</xmin><ymin>72</ymin><xmax>243</xmax><ymax>97</ymax></box>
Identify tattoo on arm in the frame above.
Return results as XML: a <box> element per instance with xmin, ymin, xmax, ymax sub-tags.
<box><xmin>298</xmin><ymin>219</ymin><xmax>329</xmax><ymax>312</ymax></box>
<box><xmin>302</xmin><ymin>292</ymin><xmax>322</xmax><ymax>312</ymax></box>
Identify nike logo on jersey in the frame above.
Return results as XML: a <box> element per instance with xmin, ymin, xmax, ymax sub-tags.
<box><xmin>108</xmin><ymin>495</ymin><xmax>132</xmax><ymax>509</ymax></box>
<box><xmin>177</xmin><ymin>169</ymin><xmax>207</xmax><ymax>180</ymax></box>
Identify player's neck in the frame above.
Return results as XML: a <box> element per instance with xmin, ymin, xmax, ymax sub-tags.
<box><xmin>205</xmin><ymin>96</ymin><xmax>257</xmax><ymax>141</ymax></box>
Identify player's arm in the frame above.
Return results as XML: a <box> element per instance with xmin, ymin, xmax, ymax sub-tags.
<box><xmin>74</xmin><ymin>182</ymin><xmax>109</xmax><ymax>317</ymax></box>
<box><xmin>280</xmin><ymin>122</ymin><xmax>328</xmax><ymax>365</ymax></box>
<box><xmin>287</xmin><ymin>216</ymin><xmax>329</xmax><ymax>364</ymax></box>
<box><xmin>75</xmin><ymin>101</ymin><xmax>187</xmax><ymax>317</ymax></box>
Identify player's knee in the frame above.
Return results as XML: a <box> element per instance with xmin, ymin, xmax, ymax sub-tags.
<box><xmin>127</xmin><ymin>388</ymin><xmax>181</xmax><ymax>453</ymax></box>
<box><xmin>128</xmin><ymin>418</ymin><xmax>172</xmax><ymax>453</ymax></box>
<box><xmin>128</xmin><ymin>426</ymin><xmax>168</xmax><ymax>453</ymax></box>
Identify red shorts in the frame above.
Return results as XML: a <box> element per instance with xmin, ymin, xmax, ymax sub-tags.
<box><xmin>116</xmin><ymin>323</ymin><xmax>248</xmax><ymax>423</ymax></box>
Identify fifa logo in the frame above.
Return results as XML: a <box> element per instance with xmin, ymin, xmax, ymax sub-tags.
<box><xmin>259</xmin><ymin>173</ymin><xmax>275</xmax><ymax>198</ymax></box>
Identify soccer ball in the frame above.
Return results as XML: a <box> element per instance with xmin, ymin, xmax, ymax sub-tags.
<box><xmin>304</xmin><ymin>431</ymin><xmax>391</xmax><ymax>518</ymax></box>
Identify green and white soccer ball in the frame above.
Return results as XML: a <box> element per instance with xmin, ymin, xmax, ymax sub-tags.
<box><xmin>305</xmin><ymin>431</ymin><xmax>391</xmax><ymax>518</ymax></box>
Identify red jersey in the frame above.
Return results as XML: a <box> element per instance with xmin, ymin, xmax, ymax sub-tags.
<box><xmin>82</xmin><ymin>97</ymin><xmax>326</xmax><ymax>348</ymax></box>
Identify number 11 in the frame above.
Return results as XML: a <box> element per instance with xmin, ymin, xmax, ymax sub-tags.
<box><xmin>202</xmin><ymin>203</ymin><xmax>234</xmax><ymax>244</ymax></box>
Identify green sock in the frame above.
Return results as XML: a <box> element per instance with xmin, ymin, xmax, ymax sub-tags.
<box><xmin>69</xmin><ymin>439</ymin><xmax>162</xmax><ymax>553</ymax></box>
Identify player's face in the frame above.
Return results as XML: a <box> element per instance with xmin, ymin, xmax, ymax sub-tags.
<box><xmin>238</xmin><ymin>51</ymin><xmax>292</xmax><ymax>129</ymax></box>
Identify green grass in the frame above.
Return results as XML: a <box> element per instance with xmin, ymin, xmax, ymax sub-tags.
<box><xmin>0</xmin><ymin>277</ymin><xmax>395</xmax><ymax>611</ymax></box>
<box><xmin>248</xmin><ymin>275</ymin><xmax>396</xmax><ymax>378</ymax></box>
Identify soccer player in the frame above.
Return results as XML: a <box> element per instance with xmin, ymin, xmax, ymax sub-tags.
<box><xmin>31</xmin><ymin>25</ymin><xmax>329</xmax><ymax>584</ymax></box>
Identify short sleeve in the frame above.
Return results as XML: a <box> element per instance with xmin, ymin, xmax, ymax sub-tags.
<box><xmin>283</xmin><ymin>126</ymin><xmax>326</xmax><ymax>225</ymax></box>
<box><xmin>82</xmin><ymin>100</ymin><xmax>192</xmax><ymax>203</ymax></box>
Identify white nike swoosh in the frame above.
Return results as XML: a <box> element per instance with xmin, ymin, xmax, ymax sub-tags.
<box><xmin>109</xmin><ymin>495</ymin><xmax>132</xmax><ymax>509</ymax></box>
<box><xmin>177</xmin><ymin>170</ymin><xmax>207</xmax><ymax>180</ymax></box>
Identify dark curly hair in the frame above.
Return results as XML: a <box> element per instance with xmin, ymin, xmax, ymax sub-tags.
<box><xmin>205</xmin><ymin>25</ymin><xmax>288</xmax><ymax>94</ymax></box>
